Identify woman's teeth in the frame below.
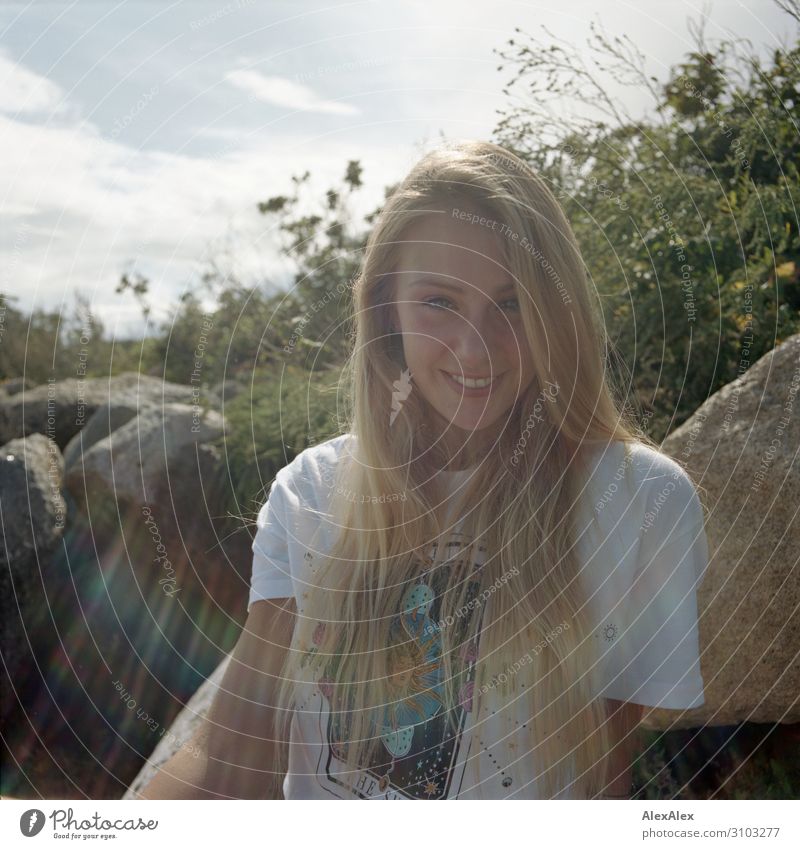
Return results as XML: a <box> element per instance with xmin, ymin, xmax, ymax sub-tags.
<box><xmin>446</xmin><ymin>373</ymin><xmax>497</xmax><ymax>388</ymax></box>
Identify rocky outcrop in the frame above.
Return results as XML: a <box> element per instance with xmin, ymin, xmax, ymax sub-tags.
<box><xmin>0</xmin><ymin>434</ymin><xmax>66</xmax><ymax>724</ymax></box>
<box><xmin>61</xmin><ymin>401</ymin><xmax>249</xmax><ymax>617</ymax></box>
<box><xmin>0</xmin><ymin>376</ymin><xmax>35</xmax><ymax>396</ymax></box>
<box><xmin>0</xmin><ymin>372</ymin><xmax>195</xmax><ymax>449</ymax></box>
<box><xmin>1</xmin><ymin>375</ymin><xmax>250</xmax><ymax>799</ymax></box>
<box><xmin>646</xmin><ymin>334</ymin><xmax>800</xmax><ymax>730</ymax></box>
<box><xmin>62</xmin><ymin>400</ymin><xmax>149</xmax><ymax>469</ymax></box>
<box><xmin>64</xmin><ymin>402</ymin><xmax>224</xmax><ymax>509</ymax></box>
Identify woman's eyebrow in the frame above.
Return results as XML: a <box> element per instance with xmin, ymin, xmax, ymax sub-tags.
<box><xmin>407</xmin><ymin>277</ymin><xmax>517</xmax><ymax>296</ymax></box>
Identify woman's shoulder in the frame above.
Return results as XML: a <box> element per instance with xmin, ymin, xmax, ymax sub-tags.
<box><xmin>275</xmin><ymin>432</ymin><xmax>356</xmax><ymax>494</ymax></box>
<box><xmin>624</xmin><ymin>440</ymin><xmax>703</xmax><ymax>509</ymax></box>
<box><xmin>580</xmin><ymin>438</ymin><xmax>705</xmax><ymax>542</ymax></box>
<box><xmin>581</xmin><ymin>437</ymin><xmax>696</xmax><ymax>489</ymax></box>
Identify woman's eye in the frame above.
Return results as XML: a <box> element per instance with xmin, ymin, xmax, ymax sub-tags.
<box><xmin>422</xmin><ymin>296</ymin><xmax>520</xmax><ymax>313</ymax></box>
<box><xmin>499</xmin><ymin>298</ymin><xmax>520</xmax><ymax>312</ymax></box>
<box><xmin>423</xmin><ymin>296</ymin><xmax>453</xmax><ymax>310</ymax></box>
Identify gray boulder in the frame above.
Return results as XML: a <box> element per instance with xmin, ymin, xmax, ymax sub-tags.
<box><xmin>62</xmin><ymin>400</ymin><xmax>154</xmax><ymax>469</ymax></box>
<box><xmin>0</xmin><ymin>376</ymin><xmax>35</xmax><ymax>396</ymax></box>
<box><xmin>0</xmin><ymin>372</ymin><xmax>195</xmax><ymax>449</ymax></box>
<box><xmin>645</xmin><ymin>334</ymin><xmax>800</xmax><ymax>730</ymax></box>
<box><xmin>64</xmin><ymin>402</ymin><xmax>224</xmax><ymax>509</ymax></box>
<box><xmin>0</xmin><ymin>434</ymin><xmax>66</xmax><ymax>722</ymax></box>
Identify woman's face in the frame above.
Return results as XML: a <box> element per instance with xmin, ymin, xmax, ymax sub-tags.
<box><xmin>389</xmin><ymin>208</ymin><xmax>536</xmax><ymax>451</ymax></box>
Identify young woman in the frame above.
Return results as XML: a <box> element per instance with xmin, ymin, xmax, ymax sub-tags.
<box><xmin>140</xmin><ymin>139</ymin><xmax>709</xmax><ymax>801</ymax></box>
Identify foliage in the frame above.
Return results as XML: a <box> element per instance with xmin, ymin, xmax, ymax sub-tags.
<box><xmin>492</xmin><ymin>2</ymin><xmax>800</xmax><ymax>439</ymax></box>
<box><xmin>633</xmin><ymin>724</ymin><xmax>800</xmax><ymax>800</ymax></box>
<box><xmin>0</xmin><ymin>291</ymin><xmax>114</xmax><ymax>385</ymax></box>
<box><xmin>254</xmin><ymin>160</ymin><xmax>369</xmax><ymax>368</ymax></box>
<box><xmin>220</xmin><ymin>362</ymin><xmax>344</xmax><ymax>526</ymax></box>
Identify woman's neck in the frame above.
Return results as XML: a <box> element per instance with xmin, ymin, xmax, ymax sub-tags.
<box><xmin>420</xmin><ymin>412</ymin><xmax>495</xmax><ymax>472</ymax></box>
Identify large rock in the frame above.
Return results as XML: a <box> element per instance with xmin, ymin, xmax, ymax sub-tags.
<box><xmin>62</xmin><ymin>400</ymin><xmax>250</xmax><ymax>620</ymax></box>
<box><xmin>62</xmin><ymin>400</ymin><xmax>152</xmax><ymax>469</ymax></box>
<box><xmin>64</xmin><ymin>402</ymin><xmax>224</xmax><ymax>509</ymax></box>
<box><xmin>0</xmin><ymin>376</ymin><xmax>35</xmax><ymax>396</ymax></box>
<box><xmin>1</xmin><ymin>381</ymin><xmax>253</xmax><ymax>799</ymax></box>
<box><xmin>0</xmin><ymin>372</ymin><xmax>196</xmax><ymax>449</ymax></box>
<box><xmin>123</xmin><ymin>653</ymin><xmax>231</xmax><ymax>798</ymax></box>
<box><xmin>645</xmin><ymin>334</ymin><xmax>800</xmax><ymax>730</ymax></box>
<box><xmin>0</xmin><ymin>435</ymin><xmax>66</xmax><ymax>723</ymax></box>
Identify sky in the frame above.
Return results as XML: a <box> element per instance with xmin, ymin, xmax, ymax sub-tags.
<box><xmin>0</xmin><ymin>0</ymin><xmax>795</xmax><ymax>339</ymax></box>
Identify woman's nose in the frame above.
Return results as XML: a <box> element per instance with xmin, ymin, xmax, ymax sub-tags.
<box><xmin>451</xmin><ymin>313</ymin><xmax>500</xmax><ymax>371</ymax></box>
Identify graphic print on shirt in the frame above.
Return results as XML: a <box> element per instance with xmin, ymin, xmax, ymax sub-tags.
<box><xmin>303</xmin><ymin>533</ymin><xmax>487</xmax><ymax>799</ymax></box>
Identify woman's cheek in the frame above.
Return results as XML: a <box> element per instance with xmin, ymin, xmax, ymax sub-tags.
<box><xmin>403</xmin><ymin>312</ymin><xmax>454</xmax><ymax>352</ymax></box>
<box><xmin>410</xmin><ymin>308</ymin><xmax>448</xmax><ymax>333</ymax></box>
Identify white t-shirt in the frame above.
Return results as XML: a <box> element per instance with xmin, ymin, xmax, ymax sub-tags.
<box><xmin>248</xmin><ymin>434</ymin><xmax>709</xmax><ymax>799</ymax></box>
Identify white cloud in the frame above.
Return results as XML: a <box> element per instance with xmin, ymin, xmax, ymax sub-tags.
<box><xmin>0</xmin><ymin>80</ymin><xmax>405</xmax><ymax>337</ymax></box>
<box><xmin>0</xmin><ymin>50</ymin><xmax>67</xmax><ymax>116</ymax></box>
<box><xmin>224</xmin><ymin>69</ymin><xmax>359</xmax><ymax>116</ymax></box>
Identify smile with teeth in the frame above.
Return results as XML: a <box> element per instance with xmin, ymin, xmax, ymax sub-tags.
<box><xmin>444</xmin><ymin>371</ymin><xmax>501</xmax><ymax>389</ymax></box>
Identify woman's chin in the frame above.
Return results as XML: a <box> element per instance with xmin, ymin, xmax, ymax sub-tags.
<box><xmin>441</xmin><ymin>412</ymin><xmax>504</xmax><ymax>440</ymax></box>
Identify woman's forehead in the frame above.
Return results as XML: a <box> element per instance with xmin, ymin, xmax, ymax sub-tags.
<box><xmin>392</xmin><ymin>213</ymin><xmax>511</xmax><ymax>288</ymax></box>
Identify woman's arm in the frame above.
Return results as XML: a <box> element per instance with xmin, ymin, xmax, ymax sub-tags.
<box><xmin>137</xmin><ymin>597</ymin><xmax>296</xmax><ymax>799</ymax></box>
<box><xmin>599</xmin><ymin>698</ymin><xmax>644</xmax><ymax>798</ymax></box>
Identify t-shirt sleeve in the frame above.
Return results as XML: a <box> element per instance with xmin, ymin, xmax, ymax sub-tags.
<box><xmin>598</xmin><ymin>474</ymin><xmax>709</xmax><ymax>709</ymax></box>
<box><xmin>247</xmin><ymin>474</ymin><xmax>295</xmax><ymax>611</ymax></box>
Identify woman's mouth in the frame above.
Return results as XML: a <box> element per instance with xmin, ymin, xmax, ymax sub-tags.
<box><xmin>441</xmin><ymin>370</ymin><xmax>504</xmax><ymax>397</ymax></box>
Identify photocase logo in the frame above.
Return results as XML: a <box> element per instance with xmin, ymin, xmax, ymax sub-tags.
<box><xmin>19</xmin><ymin>809</ymin><xmax>46</xmax><ymax>837</ymax></box>
<box><xmin>390</xmin><ymin>368</ymin><xmax>413</xmax><ymax>426</ymax></box>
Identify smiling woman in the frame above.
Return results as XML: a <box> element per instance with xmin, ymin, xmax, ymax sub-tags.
<box><xmin>139</xmin><ymin>139</ymin><xmax>709</xmax><ymax>801</ymax></box>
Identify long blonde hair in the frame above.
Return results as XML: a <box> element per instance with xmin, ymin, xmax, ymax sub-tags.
<box><xmin>271</xmin><ymin>139</ymin><xmax>655</xmax><ymax>798</ymax></box>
